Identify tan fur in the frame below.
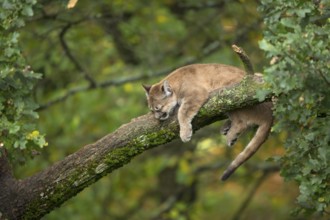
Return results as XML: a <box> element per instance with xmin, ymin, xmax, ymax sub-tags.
<box><xmin>220</xmin><ymin>102</ymin><xmax>273</xmax><ymax>180</ymax></box>
<box><xmin>143</xmin><ymin>64</ymin><xmax>273</xmax><ymax>180</ymax></box>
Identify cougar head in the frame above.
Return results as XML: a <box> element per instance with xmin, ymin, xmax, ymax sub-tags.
<box><xmin>143</xmin><ymin>80</ymin><xmax>178</xmax><ymax>120</ymax></box>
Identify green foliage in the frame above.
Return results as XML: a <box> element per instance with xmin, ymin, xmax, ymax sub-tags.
<box><xmin>0</xmin><ymin>0</ymin><xmax>46</xmax><ymax>160</ymax></box>
<box><xmin>259</xmin><ymin>0</ymin><xmax>330</xmax><ymax>214</ymax></box>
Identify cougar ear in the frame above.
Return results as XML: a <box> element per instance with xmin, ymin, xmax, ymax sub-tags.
<box><xmin>142</xmin><ymin>84</ymin><xmax>151</xmax><ymax>93</ymax></box>
<box><xmin>162</xmin><ymin>80</ymin><xmax>172</xmax><ymax>97</ymax></box>
<box><xmin>142</xmin><ymin>84</ymin><xmax>151</xmax><ymax>98</ymax></box>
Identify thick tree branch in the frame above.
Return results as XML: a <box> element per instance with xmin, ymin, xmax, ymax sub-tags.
<box><xmin>0</xmin><ymin>75</ymin><xmax>272</xmax><ymax>219</ymax></box>
<box><xmin>0</xmin><ymin>149</ymin><xmax>18</xmax><ymax>220</ymax></box>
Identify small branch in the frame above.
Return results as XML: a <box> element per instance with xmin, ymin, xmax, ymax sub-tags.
<box><xmin>231</xmin><ymin>171</ymin><xmax>269</xmax><ymax>220</ymax></box>
<box><xmin>150</xmin><ymin>196</ymin><xmax>178</xmax><ymax>220</ymax></box>
<box><xmin>310</xmin><ymin>12</ymin><xmax>330</xmax><ymax>24</ymax></box>
<box><xmin>59</xmin><ymin>23</ymin><xmax>97</xmax><ymax>87</ymax></box>
<box><xmin>175</xmin><ymin>2</ymin><xmax>228</xmax><ymax>10</ymax></box>
<box><xmin>194</xmin><ymin>161</ymin><xmax>280</xmax><ymax>175</ymax></box>
<box><xmin>232</xmin><ymin>44</ymin><xmax>254</xmax><ymax>75</ymax></box>
<box><xmin>37</xmin><ymin>86</ymin><xmax>87</xmax><ymax>111</ymax></box>
<box><xmin>317</xmin><ymin>70</ymin><xmax>330</xmax><ymax>86</ymax></box>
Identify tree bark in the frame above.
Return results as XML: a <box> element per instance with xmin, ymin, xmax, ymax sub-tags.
<box><xmin>0</xmin><ymin>75</ymin><xmax>270</xmax><ymax>220</ymax></box>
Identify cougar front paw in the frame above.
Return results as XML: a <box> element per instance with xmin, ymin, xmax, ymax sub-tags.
<box><xmin>180</xmin><ymin>126</ymin><xmax>192</xmax><ymax>142</ymax></box>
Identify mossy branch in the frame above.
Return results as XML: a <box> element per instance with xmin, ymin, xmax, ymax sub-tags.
<box><xmin>0</xmin><ymin>76</ymin><xmax>271</xmax><ymax>220</ymax></box>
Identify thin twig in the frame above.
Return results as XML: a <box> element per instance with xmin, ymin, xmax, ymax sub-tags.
<box><xmin>232</xmin><ymin>44</ymin><xmax>254</xmax><ymax>75</ymax></box>
<box><xmin>37</xmin><ymin>86</ymin><xmax>87</xmax><ymax>111</ymax></box>
<box><xmin>59</xmin><ymin>22</ymin><xmax>97</xmax><ymax>87</ymax></box>
<box><xmin>317</xmin><ymin>70</ymin><xmax>330</xmax><ymax>86</ymax></box>
<box><xmin>231</xmin><ymin>171</ymin><xmax>269</xmax><ymax>220</ymax></box>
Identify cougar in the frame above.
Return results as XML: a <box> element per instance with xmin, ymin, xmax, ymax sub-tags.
<box><xmin>143</xmin><ymin>64</ymin><xmax>273</xmax><ymax>180</ymax></box>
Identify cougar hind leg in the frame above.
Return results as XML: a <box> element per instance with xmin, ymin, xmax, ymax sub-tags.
<box><xmin>220</xmin><ymin>102</ymin><xmax>274</xmax><ymax>181</ymax></box>
<box><xmin>225</xmin><ymin>112</ymin><xmax>249</xmax><ymax>147</ymax></box>
<box><xmin>220</xmin><ymin>119</ymin><xmax>231</xmax><ymax>135</ymax></box>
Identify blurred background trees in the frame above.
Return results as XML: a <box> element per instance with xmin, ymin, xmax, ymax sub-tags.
<box><xmin>1</xmin><ymin>0</ymin><xmax>329</xmax><ymax>219</ymax></box>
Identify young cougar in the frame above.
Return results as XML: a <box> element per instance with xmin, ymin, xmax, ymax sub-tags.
<box><xmin>143</xmin><ymin>64</ymin><xmax>273</xmax><ymax>180</ymax></box>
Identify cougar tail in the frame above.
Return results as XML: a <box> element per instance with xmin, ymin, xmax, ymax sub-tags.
<box><xmin>221</xmin><ymin>121</ymin><xmax>272</xmax><ymax>181</ymax></box>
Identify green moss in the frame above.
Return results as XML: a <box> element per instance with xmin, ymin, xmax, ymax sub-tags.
<box><xmin>195</xmin><ymin>77</ymin><xmax>266</xmax><ymax>126</ymax></box>
<box><xmin>22</xmin><ymin>128</ymin><xmax>179</xmax><ymax>219</ymax></box>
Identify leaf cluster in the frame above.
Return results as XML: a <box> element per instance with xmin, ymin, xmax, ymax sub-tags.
<box><xmin>259</xmin><ymin>0</ymin><xmax>330</xmax><ymax>214</ymax></box>
<box><xmin>0</xmin><ymin>0</ymin><xmax>46</xmax><ymax>161</ymax></box>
